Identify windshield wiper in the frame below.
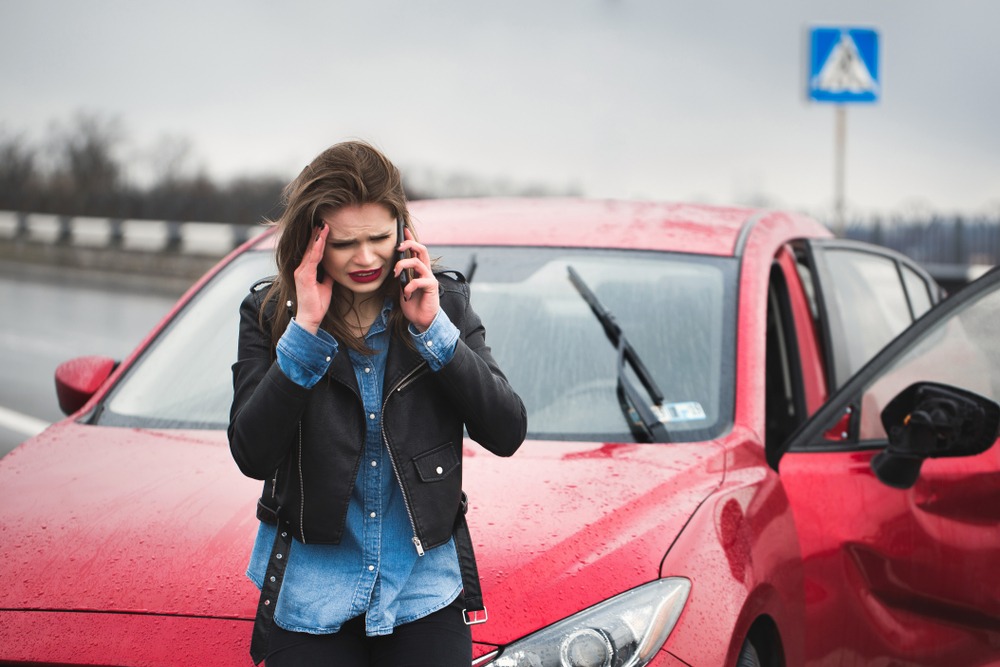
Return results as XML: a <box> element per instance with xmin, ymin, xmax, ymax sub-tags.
<box><xmin>464</xmin><ymin>253</ymin><xmax>478</xmax><ymax>283</ymax></box>
<box><xmin>566</xmin><ymin>265</ymin><xmax>670</xmax><ymax>443</ymax></box>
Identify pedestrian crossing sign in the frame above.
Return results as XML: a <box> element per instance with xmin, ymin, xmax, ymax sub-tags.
<box><xmin>808</xmin><ymin>27</ymin><xmax>880</xmax><ymax>103</ymax></box>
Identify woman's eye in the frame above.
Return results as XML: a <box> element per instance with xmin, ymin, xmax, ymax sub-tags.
<box><xmin>329</xmin><ymin>241</ymin><xmax>352</xmax><ymax>249</ymax></box>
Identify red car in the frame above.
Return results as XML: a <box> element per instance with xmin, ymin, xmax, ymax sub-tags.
<box><xmin>2</xmin><ymin>199</ymin><xmax>998</xmax><ymax>666</ymax></box>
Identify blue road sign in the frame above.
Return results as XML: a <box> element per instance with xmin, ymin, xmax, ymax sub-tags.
<box><xmin>808</xmin><ymin>27</ymin><xmax>880</xmax><ymax>103</ymax></box>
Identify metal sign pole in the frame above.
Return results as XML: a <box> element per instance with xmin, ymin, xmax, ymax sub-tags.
<box><xmin>834</xmin><ymin>105</ymin><xmax>846</xmax><ymax>236</ymax></box>
<box><xmin>807</xmin><ymin>26</ymin><xmax>879</xmax><ymax>236</ymax></box>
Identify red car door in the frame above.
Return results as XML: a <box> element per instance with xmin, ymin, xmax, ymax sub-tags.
<box><xmin>775</xmin><ymin>264</ymin><xmax>1000</xmax><ymax>666</ymax></box>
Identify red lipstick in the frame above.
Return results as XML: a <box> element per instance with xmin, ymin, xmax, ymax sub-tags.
<box><xmin>348</xmin><ymin>268</ymin><xmax>382</xmax><ymax>284</ymax></box>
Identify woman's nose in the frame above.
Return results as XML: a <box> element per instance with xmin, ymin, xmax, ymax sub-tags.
<box><xmin>355</xmin><ymin>243</ymin><xmax>374</xmax><ymax>265</ymax></box>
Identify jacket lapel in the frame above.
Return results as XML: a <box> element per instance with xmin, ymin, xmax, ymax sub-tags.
<box><xmin>327</xmin><ymin>346</ymin><xmax>360</xmax><ymax>397</ymax></box>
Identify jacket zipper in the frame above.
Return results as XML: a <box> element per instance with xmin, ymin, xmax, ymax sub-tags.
<box><xmin>381</xmin><ymin>362</ymin><xmax>429</xmax><ymax>556</ymax></box>
<box><xmin>297</xmin><ymin>421</ymin><xmax>306</xmax><ymax>543</ymax></box>
<box><xmin>395</xmin><ymin>364</ymin><xmax>430</xmax><ymax>394</ymax></box>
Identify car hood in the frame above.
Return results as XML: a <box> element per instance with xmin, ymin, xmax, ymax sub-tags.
<box><xmin>1</xmin><ymin>423</ymin><xmax>263</xmax><ymax>620</ymax></box>
<box><xmin>1</xmin><ymin>423</ymin><xmax>725</xmax><ymax>641</ymax></box>
<box><xmin>461</xmin><ymin>438</ymin><xmax>726</xmax><ymax>645</ymax></box>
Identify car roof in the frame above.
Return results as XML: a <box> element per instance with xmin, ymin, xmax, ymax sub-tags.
<box><xmin>249</xmin><ymin>198</ymin><xmax>819</xmax><ymax>257</ymax></box>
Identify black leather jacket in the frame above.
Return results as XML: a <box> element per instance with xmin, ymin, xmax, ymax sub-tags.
<box><xmin>228</xmin><ymin>272</ymin><xmax>526</xmax><ymax>552</ymax></box>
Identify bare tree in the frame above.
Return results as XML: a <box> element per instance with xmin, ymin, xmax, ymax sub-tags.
<box><xmin>0</xmin><ymin>128</ymin><xmax>40</xmax><ymax>209</ymax></box>
<box><xmin>45</xmin><ymin>112</ymin><xmax>126</xmax><ymax>213</ymax></box>
<box><xmin>144</xmin><ymin>134</ymin><xmax>195</xmax><ymax>186</ymax></box>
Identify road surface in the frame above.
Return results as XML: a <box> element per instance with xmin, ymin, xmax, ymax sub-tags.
<box><xmin>0</xmin><ymin>263</ymin><xmax>182</xmax><ymax>457</ymax></box>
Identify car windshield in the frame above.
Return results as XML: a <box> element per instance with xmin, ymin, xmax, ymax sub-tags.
<box><xmin>95</xmin><ymin>246</ymin><xmax>737</xmax><ymax>442</ymax></box>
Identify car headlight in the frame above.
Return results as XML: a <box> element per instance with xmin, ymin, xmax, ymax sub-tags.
<box><xmin>483</xmin><ymin>578</ymin><xmax>691</xmax><ymax>667</ymax></box>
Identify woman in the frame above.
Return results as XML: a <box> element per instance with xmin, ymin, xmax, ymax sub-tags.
<box><xmin>228</xmin><ymin>141</ymin><xmax>527</xmax><ymax>666</ymax></box>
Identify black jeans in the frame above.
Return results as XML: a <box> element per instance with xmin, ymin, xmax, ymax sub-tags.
<box><xmin>264</xmin><ymin>603</ymin><xmax>472</xmax><ymax>667</ymax></box>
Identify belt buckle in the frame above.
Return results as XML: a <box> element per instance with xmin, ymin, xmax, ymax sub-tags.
<box><xmin>463</xmin><ymin>608</ymin><xmax>488</xmax><ymax>625</ymax></box>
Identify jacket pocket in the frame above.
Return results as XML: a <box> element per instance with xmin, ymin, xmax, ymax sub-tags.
<box><xmin>412</xmin><ymin>442</ymin><xmax>459</xmax><ymax>483</ymax></box>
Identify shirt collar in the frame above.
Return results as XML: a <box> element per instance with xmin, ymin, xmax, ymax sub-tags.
<box><xmin>365</xmin><ymin>298</ymin><xmax>394</xmax><ymax>339</ymax></box>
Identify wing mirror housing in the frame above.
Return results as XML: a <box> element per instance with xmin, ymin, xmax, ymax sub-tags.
<box><xmin>873</xmin><ymin>382</ymin><xmax>1000</xmax><ymax>489</ymax></box>
<box><xmin>55</xmin><ymin>356</ymin><xmax>118</xmax><ymax>416</ymax></box>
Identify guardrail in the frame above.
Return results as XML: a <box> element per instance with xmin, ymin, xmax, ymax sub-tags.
<box><xmin>0</xmin><ymin>210</ymin><xmax>270</xmax><ymax>294</ymax></box>
<box><xmin>0</xmin><ymin>210</ymin><xmax>266</xmax><ymax>256</ymax></box>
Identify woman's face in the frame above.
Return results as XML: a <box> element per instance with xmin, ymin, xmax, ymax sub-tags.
<box><xmin>318</xmin><ymin>203</ymin><xmax>397</xmax><ymax>301</ymax></box>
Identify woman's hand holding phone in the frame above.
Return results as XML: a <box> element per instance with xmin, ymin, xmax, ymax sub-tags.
<box><xmin>292</xmin><ymin>221</ymin><xmax>334</xmax><ymax>335</ymax></box>
<box><xmin>395</xmin><ymin>224</ymin><xmax>438</xmax><ymax>332</ymax></box>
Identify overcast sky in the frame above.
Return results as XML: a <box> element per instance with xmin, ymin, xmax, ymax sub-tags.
<box><xmin>1</xmin><ymin>0</ymin><xmax>998</xmax><ymax>220</ymax></box>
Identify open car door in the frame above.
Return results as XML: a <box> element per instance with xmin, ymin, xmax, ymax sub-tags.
<box><xmin>771</xmin><ymin>266</ymin><xmax>1000</xmax><ymax>666</ymax></box>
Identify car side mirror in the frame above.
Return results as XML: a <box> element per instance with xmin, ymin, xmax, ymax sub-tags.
<box><xmin>873</xmin><ymin>382</ymin><xmax>1000</xmax><ymax>489</ymax></box>
<box><xmin>55</xmin><ymin>356</ymin><xmax>118</xmax><ymax>416</ymax></box>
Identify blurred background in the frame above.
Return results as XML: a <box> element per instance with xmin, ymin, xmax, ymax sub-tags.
<box><xmin>1</xmin><ymin>0</ymin><xmax>998</xmax><ymax>222</ymax></box>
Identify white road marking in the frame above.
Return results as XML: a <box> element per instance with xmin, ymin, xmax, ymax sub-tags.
<box><xmin>0</xmin><ymin>405</ymin><xmax>50</xmax><ymax>437</ymax></box>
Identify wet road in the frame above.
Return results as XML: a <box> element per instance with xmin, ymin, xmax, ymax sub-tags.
<box><xmin>0</xmin><ymin>265</ymin><xmax>182</xmax><ymax>458</ymax></box>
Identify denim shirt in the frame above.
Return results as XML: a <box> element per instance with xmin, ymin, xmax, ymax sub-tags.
<box><xmin>246</xmin><ymin>301</ymin><xmax>463</xmax><ymax>636</ymax></box>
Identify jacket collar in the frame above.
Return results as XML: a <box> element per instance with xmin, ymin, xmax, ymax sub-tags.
<box><xmin>325</xmin><ymin>306</ymin><xmax>427</xmax><ymax>399</ymax></box>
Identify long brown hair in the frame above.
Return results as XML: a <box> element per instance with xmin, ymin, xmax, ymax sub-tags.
<box><xmin>260</xmin><ymin>140</ymin><xmax>415</xmax><ymax>354</ymax></box>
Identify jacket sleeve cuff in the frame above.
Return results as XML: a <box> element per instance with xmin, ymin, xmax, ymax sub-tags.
<box><xmin>409</xmin><ymin>309</ymin><xmax>459</xmax><ymax>371</ymax></box>
<box><xmin>276</xmin><ymin>318</ymin><xmax>339</xmax><ymax>388</ymax></box>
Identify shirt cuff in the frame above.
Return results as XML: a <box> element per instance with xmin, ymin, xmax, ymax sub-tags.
<box><xmin>409</xmin><ymin>309</ymin><xmax>459</xmax><ymax>371</ymax></box>
<box><xmin>276</xmin><ymin>319</ymin><xmax>339</xmax><ymax>388</ymax></box>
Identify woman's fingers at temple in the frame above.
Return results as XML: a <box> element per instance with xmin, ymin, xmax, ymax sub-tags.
<box><xmin>292</xmin><ymin>224</ymin><xmax>332</xmax><ymax>334</ymax></box>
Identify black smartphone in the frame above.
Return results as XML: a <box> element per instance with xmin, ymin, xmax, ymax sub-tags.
<box><xmin>396</xmin><ymin>217</ymin><xmax>411</xmax><ymax>287</ymax></box>
<box><xmin>313</xmin><ymin>218</ymin><xmax>326</xmax><ymax>282</ymax></box>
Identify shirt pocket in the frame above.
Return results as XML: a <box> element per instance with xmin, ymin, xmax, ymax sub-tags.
<box><xmin>412</xmin><ymin>442</ymin><xmax>459</xmax><ymax>483</ymax></box>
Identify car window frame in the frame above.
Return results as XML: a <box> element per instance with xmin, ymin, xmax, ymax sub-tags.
<box><xmin>768</xmin><ymin>265</ymin><xmax>1000</xmax><ymax>469</ymax></box>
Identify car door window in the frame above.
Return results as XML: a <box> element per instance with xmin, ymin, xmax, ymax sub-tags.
<box><xmin>805</xmin><ymin>241</ymin><xmax>942</xmax><ymax>391</ymax></box>
<box><xmin>822</xmin><ymin>250</ymin><xmax>912</xmax><ymax>378</ymax></box>
<box><xmin>856</xmin><ymin>285</ymin><xmax>1000</xmax><ymax>441</ymax></box>
<box><xmin>900</xmin><ymin>263</ymin><xmax>933</xmax><ymax>319</ymax></box>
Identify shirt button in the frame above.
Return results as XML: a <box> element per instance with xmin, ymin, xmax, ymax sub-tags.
<box><xmin>371</xmin><ymin>460</ymin><xmax>378</xmax><ymax>467</ymax></box>
<box><xmin>426</xmin><ymin>340</ymin><xmax>434</xmax><ymax>347</ymax></box>
<box><xmin>364</xmin><ymin>367</ymin><xmax>371</xmax><ymax>373</ymax></box>
<box><xmin>370</xmin><ymin>511</ymin><xmax>377</xmax><ymax>518</ymax></box>
<box><xmin>369</xmin><ymin>413</ymin><xmax>376</xmax><ymax>420</ymax></box>
<box><xmin>368</xmin><ymin>565</ymin><xmax>375</xmax><ymax>572</ymax></box>
<box><xmin>436</xmin><ymin>466</ymin><xmax>444</xmax><ymax>475</ymax></box>
<box><xmin>325</xmin><ymin>356</ymin><xmax>331</xmax><ymax>362</ymax></box>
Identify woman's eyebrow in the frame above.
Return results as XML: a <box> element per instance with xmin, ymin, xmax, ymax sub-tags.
<box><xmin>328</xmin><ymin>230</ymin><xmax>392</xmax><ymax>243</ymax></box>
